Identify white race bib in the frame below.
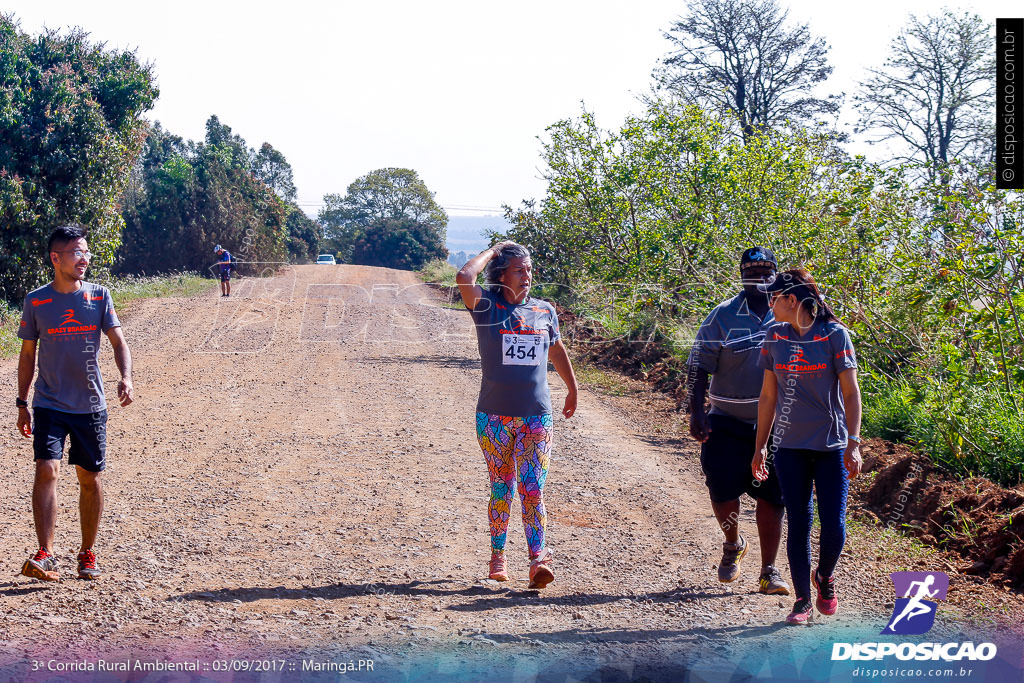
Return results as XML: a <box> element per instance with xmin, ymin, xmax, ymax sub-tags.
<box><xmin>502</xmin><ymin>333</ymin><xmax>543</xmax><ymax>366</ymax></box>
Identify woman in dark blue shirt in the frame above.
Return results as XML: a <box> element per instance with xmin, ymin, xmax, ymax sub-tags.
<box><xmin>752</xmin><ymin>269</ymin><xmax>863</xmax><ymax>625</ymax></box>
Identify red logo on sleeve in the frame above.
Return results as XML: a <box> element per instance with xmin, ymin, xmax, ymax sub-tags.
<box><xmin>31</xmin><ymin>298</ymin><xmax>52</xmax><ymax>307</ymax></box>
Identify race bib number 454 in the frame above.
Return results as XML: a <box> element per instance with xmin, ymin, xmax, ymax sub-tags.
<box><xmin>502</xmin><ymin>333</ymin><xmax>544</xmax><ymax>366</ymax></box>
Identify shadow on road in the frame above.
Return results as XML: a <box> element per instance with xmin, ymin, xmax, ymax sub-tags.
<box><xmin>446</xmin><ymin>585</ymin><xmax>737</xmax><ymax>612</ymax></box>
<box><xmin>174</xmin><ymin>580</ymin><xmax>492</xmax><ymax>603</ymax></box>
<box><xmin>0</xmin><ymin>580</ymin><xmax>51</xmax><ymax>597</ymax></box>
<box><xmin>173</xmin><ymin>580</ymin><xmax>743</xmax><ymax>614</ymax></box>
<box><xmin>357</xmin><ymin>355</ymin><xmax>480</xmax><ymax>370</ymax></box>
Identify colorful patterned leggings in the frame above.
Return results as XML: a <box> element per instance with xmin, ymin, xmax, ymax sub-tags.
<box><xmin>476</xmin><ymin>412</ymin><xmax>552</xmax><ymax>558</ymax></box>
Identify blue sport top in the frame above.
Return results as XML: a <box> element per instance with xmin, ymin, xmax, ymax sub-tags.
<box><xmin>758</xmin><ymin>320</ymin><xmax>858</xmax><ymax>451</ymax></box>
<box><xmin>468</xmin><ymin>289</ymin><xmax>561</xmax><ymax>417</ymax></box>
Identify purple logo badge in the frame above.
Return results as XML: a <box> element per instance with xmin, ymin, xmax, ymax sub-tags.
<box><xmin>881</xmin><ymin>571</ymin><xmax>949</xmax><ymax>635</ymax></box>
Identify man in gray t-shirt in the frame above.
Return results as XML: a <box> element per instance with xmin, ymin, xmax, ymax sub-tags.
<box><xmin>685</xmin><ymin>247</ymin><xmax>789</xmax><ymax>595</ymax></box>
<box><xmin>15</xmin><ymin>225</ymin><xmax>135</xmax><ymax>582</ymax></box>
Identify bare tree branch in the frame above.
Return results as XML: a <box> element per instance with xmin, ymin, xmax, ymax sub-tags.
<box><xmin>654</xmin><ymin>0</ymin><xmax>839</xmax><ymax>141</ymax></box>
<box><xmin>855</xmin><ymin>10</ymin><xmax>994</xmax><ymax>175</ymax></box>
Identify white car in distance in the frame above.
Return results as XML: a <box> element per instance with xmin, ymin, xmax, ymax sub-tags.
<box><xmin>316</xmin><ymin>254</ymin><xmax>337</xmax><ymax>265</ymax></box>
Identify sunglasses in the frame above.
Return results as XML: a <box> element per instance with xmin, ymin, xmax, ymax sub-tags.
<box><xmin>56</xmin><ymin>249</ymin><xmax>92</xmax><ymax>260</ymax></box>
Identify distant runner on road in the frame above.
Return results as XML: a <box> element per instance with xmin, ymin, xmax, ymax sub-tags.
<box><xmin>686</xmin><ymin>247</ymin><xmax>789</xmax><ymax>596</ymax></box>
<box><xmin>215</xmin><ymin>245</ymin><xmax>233</xmax><ymax>297</ymax></box>
<box><xmin>16</xmin><ymin>225</ymin><xmax>135</xmax><ymax>582</ymax></box>
<box><xmin>456</xmin><ymin>241</ymin><xmax>578</xmax><ymax>589</ymax></box>
<box><xmin>753</xmin><ymin>268</ymin><xmax>862</xmax><ymax>625</ymax></box>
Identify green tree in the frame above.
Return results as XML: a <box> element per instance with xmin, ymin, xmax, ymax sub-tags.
<box><xmin>251</xmin><ymin>142</ymin><xmax>297</xmax><ymax>203</ymax></box>
<box><xmin>508</xmin><ymin>97</ymin><xmax>1024</xmax><ymax>485</ymax></box>
<box><xmin>319</xmin><ymin>167</ymin><xmax>447</xmax><ymax>269</ymax></box>
<box><xmin>117</xmin><ymin>117</ymin><xmax>288</xmax><ymax>275</ymax></box>
<box><xmin>285</xmin><ymin>205</ymin><xmax>321</xmax><ymax>261</ymax></box>
<box><xmin>0</xmin><ymin>15</ymin><xmax>157</xmax><ymax>303</ymax></box>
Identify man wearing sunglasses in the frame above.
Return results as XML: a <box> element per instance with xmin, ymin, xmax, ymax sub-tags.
<box><xmin>15</xmin><ymin>225</ymin><xmax>134</xmax><ymax>582</ymax></box>
<box><xmin>685</xmin><ymin>246</ymin><xmax>789</xmax><ymax>595</ymax></box>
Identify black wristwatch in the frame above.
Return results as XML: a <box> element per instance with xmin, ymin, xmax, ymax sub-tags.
<box><xmin>16</xmin><ymin>398</ymin><xmax>28</xmax><ymax>409</ymax></box>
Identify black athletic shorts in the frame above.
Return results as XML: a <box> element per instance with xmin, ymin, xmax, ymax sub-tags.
<box><xmin>220</xmin><ymin>269</ymin><xmax>231</xmax><ymax>282</ymax></box>
<box><xmin>700</xmin><ymin>412</ymin><xmax>783</xmax><ymax>506</ymax></box>
<box><xmin>32</xmin><ymin>407</ymin><xmax>107</xmax><ymax>472</ymax></box>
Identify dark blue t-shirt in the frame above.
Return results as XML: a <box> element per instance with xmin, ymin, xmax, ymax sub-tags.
<box><xmin>468</xmin><ymin>289</ymin><xmax>561</xmax><ymax>417</ymax></box>
<box><xmin>757</xmin><ymin>320</ymin><xmax>858</xmax><ymax>450</ymax></box>
<box><xmin>18</xmin><ymin>282</ymin><xmax>121</xmax><ymax>414</ymax></box>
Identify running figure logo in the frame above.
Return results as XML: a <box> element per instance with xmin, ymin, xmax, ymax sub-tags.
<box><xmin>60</xmin><ymin>309</ymin><xmax>82</xmax><ymax>326</ymax></box>
<box><xmin>881</xmin><ymin>571</ymin><xmax>949</xmax><ymax>635</ymax></box>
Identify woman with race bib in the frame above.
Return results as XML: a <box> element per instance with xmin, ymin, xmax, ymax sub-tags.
<box><xmin>752</xmin><ymin>269</ymin><xmax>863</xmax><ymax>625</ymax></box>
<box><xmin>456</xmin><ymin>242</ymin><xmax>578</xmax><ymax>588</ymax></box>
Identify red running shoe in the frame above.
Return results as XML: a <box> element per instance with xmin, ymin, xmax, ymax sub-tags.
<box><xmin>488</xmin><ymin>552</ymin><xmax>509</xmax><ymax>581</ymax></box>
<box><xmin>813</xmin><ymin>569</ymin><xmax>837</xmax><ymax>615</ymax></box>
<box><xmin>528</xmin><ymin>549</ymin><xmax>554</xmax><ymax>589</ymax></box>
<box><xmin>21</xmin><ymin>548</ymin><xmax>59</xmax><ymax>582</ymax></box>
<box><xmin>77</xmin><ymin>549</ymin><xmax>101</xmax><ymax>580</ymax></box>
<box><xmin>786</xmin><ymin>597</ymin><xmax>813</xmax><ymax>625</ymax></box>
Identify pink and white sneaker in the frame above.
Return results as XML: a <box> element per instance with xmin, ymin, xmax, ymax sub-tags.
<box><xmin>528</xmin><ymin>549</ymin><xmax>554</xmax><ymax>589</ymax></box>
<box><xmin>488</xmin><ymin>552</ymin><xmax>509</xmax><ymax>581</ymax></box>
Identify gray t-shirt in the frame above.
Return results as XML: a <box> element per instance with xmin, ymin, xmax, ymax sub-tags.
<box><xmin>687</xmin><ymin>291</ymin><xmax>775</xmax><ymax>423</ymax></box>
<box><xmin>468</xmin><ymin>289</ymin><xmax>561</xmax><ymax>417</ymax></box>
<box><xmin>757</xmin><ymin>320</ymin><xmax>858</xmax><ymax>450</ymax></box>
<box><xmin>18</xmin><ymin>282</ymin><xmax>121</xmax><ymax>414</ymax></box>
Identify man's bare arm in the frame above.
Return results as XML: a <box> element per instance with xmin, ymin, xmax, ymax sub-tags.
<box><xmin>106</xmin><ymin>327</ymin><xmax>134</xmax><ymax>406</ymax></box>
<box><xmin>17</xmin><ymin>340</ymin><xmax>36</xmax><ymax>437</ymax></box>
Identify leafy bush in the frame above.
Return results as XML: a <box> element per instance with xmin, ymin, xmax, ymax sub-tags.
<box><xmin>502</xmin><ymin>98</ymin><xmax>1024</xmax><ymax>487</ymax></box>
<box><xmin>0</xmin><ymin>15</ymin><xmax>157</xmax><ymax>304</ymax></box>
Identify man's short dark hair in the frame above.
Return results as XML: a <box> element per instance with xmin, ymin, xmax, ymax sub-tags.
<box><xmin>47</xmin><ymin>225</ymin><xmax>88</xmax><ymax>255</ymax></box>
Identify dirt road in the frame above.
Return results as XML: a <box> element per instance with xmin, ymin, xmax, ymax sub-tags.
<box><xmin>0</xmin><ymin>265</ymin><xmax>1020</xmax><ymax>681</ymax></box>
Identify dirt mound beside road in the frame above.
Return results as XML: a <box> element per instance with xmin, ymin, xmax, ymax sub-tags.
<box><xmin>855</xmin><ymin>440</ymin><xmax>1024</xmax><ymax>589</ymax></box>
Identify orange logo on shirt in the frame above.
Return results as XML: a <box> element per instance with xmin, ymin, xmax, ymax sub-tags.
<box><xmin>45</xmin><ymin>309</ymin><xmax>97</xmax><ymax>336</ymax></box>
<box><xmin>31</xmin><ymin>298</ymin><xmax>52</xmax><ymax>307</ymax></box>
<box><xmin>85</xmin><ymin>293</ymin><xmax>103</xmax><ymax>301</ymax></box>
<box><xmin>775</xmin><ymin>345</ymin><xmax>827</xmax><ymax>374</ymax></box>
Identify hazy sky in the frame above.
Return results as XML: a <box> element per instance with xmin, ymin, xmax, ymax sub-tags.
<box><xmin>4</xmin><ymin>1</ymin><xmax>1015</xmax><ymax>216</ymax></box>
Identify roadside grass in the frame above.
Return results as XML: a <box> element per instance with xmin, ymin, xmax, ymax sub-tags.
<box><xmin>0</xmin><ymin>300</ymin><xmax>20</xmax><ymax>358</ymax></box>
<box><xmin>575</xmin><ymin>364</ymin><xmax>632</xmax><ymax>397</ymax></box>
<box><xmin>419</xmin><ymin>259</ymin><xmax>458</xmax><ymax>287</ymax></box>
<box><xmin>100</xmin><ymin>272</ymin><xmax>212</xmax><ymax>311</ymax></box>
<box><xmin>0</xmin><ymin>272</ymin><xmax>212</xmax><ymax>360</ymax></box>
<box><xmin>861</xmin><ymin>373</ymin><xmax>1024</xmax><ymax>488</ymax></box>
